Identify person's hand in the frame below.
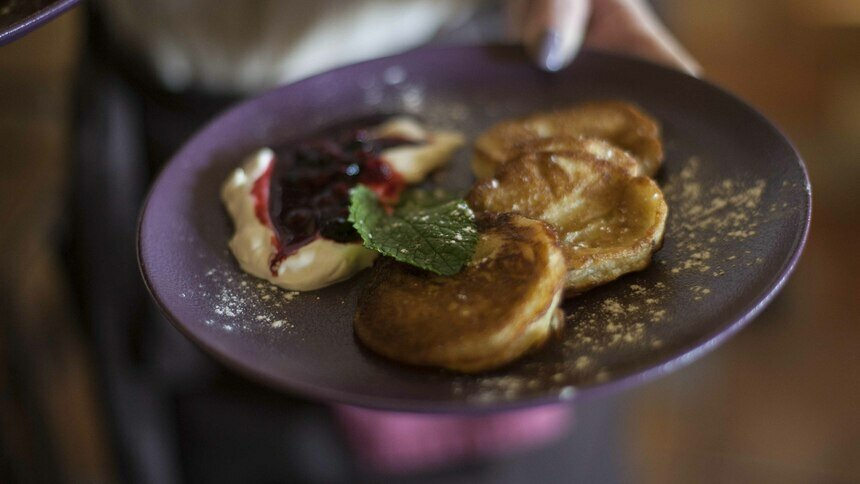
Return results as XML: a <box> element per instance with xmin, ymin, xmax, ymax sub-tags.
<box><xmin>513</xmin><ymin>0</ymin><xmax>701</xmax><ymax>75</ymax></box>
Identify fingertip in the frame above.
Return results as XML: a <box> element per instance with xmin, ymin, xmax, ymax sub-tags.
<box><xmin>528</xmin><ymin>29</ymin><xmax>576</xmax><ymax>72</ymax></box>
<box><xmin>524</xmin><ymin>0</ymin><xmax>592</xmax><ymax>72</ymax></box>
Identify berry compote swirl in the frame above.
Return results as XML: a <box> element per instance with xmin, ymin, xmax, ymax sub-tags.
<box><xmin>255</xmin><ymin>123</ymin><xmax>418</xmax><ymax>274</ymax></box>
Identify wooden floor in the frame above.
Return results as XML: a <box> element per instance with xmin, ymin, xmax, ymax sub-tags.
<box><xmin>1</xmin><ymin>2</ymin><xmax>858</xmax><ymax>482</ymax></box>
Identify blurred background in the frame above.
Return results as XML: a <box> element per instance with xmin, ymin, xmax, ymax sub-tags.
<box><xmin>1</xmin><ymin>1</ymin><xmax>858</xmax><ymax>482</ymax></box>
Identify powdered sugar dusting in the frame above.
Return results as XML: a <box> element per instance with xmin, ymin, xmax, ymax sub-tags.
<box><xmin>663</xmin><ymin>157</ymin><xmax>768</xmax><ymax>277</ymax></box>
<box><xmin>451</xmin><ymin>155</ymin><xmax>781</xmax><ymax>400</ymax></box>
<box><xmin>548</xmin><ymin>157</ymin><xmax>773</xmax><ymax>382</ymax></box>
<box><xmin>186</xmin><ymin>266</ymin><xmax>302</xmax><ymax>335</ymax></box>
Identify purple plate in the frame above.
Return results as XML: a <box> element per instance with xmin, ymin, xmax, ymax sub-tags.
<box><xmin>0</xmin><ymin>0</ymin><xmax>78</xmax><ymax>45</ymax></box>
<box><xmin>138</xmin><ymin>45</ymin><xmax>811</xmax><ymax>412</ymax></box>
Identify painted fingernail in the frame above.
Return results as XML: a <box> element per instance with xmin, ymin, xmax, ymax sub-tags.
<box><xmin>528</xmin><ymin>29</ymin><xmax>569</xmax><ymax>72</ymax></box>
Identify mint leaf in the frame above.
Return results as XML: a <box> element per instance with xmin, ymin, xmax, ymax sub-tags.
<box><xmin>349</xmin><ymin>186</ymin><xmax>478</xmax><ymax>276</ymax></box>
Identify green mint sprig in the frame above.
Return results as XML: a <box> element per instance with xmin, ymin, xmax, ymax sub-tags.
<box><xmin>348</xmin><ymin>185</ymin><xmax>478</xmax><ymax>276</ymax></box>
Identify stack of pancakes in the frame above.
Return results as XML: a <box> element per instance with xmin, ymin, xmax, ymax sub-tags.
<box><xmin>356</xmin><ymin>101</ymin><xmax>669</xmax><ymax>373</ymax></box>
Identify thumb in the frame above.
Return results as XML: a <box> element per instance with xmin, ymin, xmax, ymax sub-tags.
<box><xmin>519</xmin><ymin>0</ymin><xmax>592</xmax><ymax>71</ymax></box>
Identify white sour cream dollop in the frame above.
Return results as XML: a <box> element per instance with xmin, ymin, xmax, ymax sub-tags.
<box><xmin>221</xmin><ymin>118</ymin><xmax>463</xmax><ymax>291</ymax></box>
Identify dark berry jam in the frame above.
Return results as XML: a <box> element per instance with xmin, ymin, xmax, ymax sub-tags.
<box><xmin>258</xmin><ymin>120</ymin><xmax>418</xmax><ymax>274</ymax></box>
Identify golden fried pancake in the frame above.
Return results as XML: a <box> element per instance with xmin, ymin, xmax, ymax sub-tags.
<box><xmin>468</xmin><ymin>151</ymin><xmax>668</xmax><ymax>294</ymax></box>
<box><xmin>354</xmin><ymin>213</ymin><xmax>566</xmax><ymax>373</ymax></box>
<box><xmin>472</xmin><ymin>136</ymin><xmax>642</xmax><ymax>179</ymax></box>
<box><xmin>472</xmin><ymin>100</ymin><xmax>663</xmax><ymax>179</ymax></box>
